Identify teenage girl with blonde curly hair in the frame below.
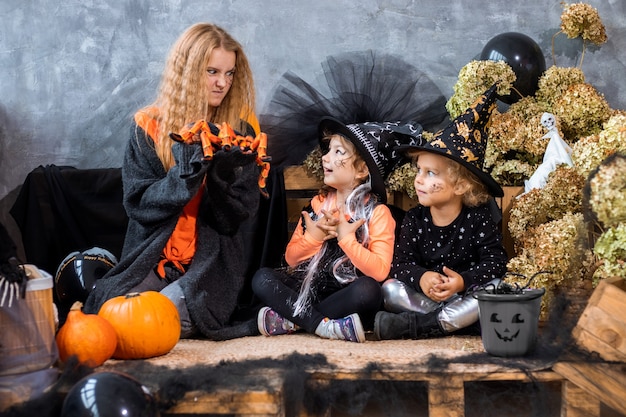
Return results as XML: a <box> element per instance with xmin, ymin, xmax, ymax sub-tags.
<box><xmin>85</xmin><ymin>23</ymin><xmax>264</xmax><ymax>341</ymax></box>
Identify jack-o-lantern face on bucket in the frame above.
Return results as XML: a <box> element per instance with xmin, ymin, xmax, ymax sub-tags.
<box><xmin>490</xmin><ymin>312</ymin><xmax>525</xmax><ymax>342</ymax></box>
<box><xmin>476</xmin><ymin>287</ymin><xmax>545</xmax><ymax>357</ymax></box>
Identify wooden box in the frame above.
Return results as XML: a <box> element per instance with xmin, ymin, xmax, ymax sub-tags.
<box><xmin>571</xmin><ymin>277</ymin><xmax>626</xmax><ymax>362</ymax></box>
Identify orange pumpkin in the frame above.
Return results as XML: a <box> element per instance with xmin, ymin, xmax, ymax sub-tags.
<box><xmin>56</xmin><ymin>301</ymin><xmax>118</xmax><ymax>367</ymax></box>
<box><xmin>98</xmin><ymin>291</ymin><xmax>181</xmax><ymax>359</ymax></box>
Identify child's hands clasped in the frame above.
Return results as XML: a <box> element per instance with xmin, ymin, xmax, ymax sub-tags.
<box><xmin>302</xmin><ymin>208</ymin><xmax>340</xmax><ymax>242</ymax></box>
<box><xmin>301</xmin><ymin>207</ymin><xmax>365</xmax><ymax>242</ymax></box>
<box><xmin>420</xmin><ymin>266</ymin><xmax>465</xmax><ymax>302</ymax></box>
<box><xmin>335</xmin><ymin>207</ymin><xmax>365</xmax><ymax>241</ymax></box>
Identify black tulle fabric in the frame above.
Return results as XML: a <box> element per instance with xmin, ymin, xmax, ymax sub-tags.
<box><xmin>260</xmin><ymin>50</ymin><xmax>449</xmax><ymax>169</ymax></box>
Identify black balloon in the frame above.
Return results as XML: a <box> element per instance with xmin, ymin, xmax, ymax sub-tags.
<box><xmin>480</xmin><ymin>32</ymin><xmax>546</xmax><ymax>104</ymax></box>
<box><xmin>61</xmin><ymin>371</ymin><xmax>158</xmax><ymax>417</ymax></box>
<box><xmin>55</xmin><ymin>247</ymin><xmax>117</xmax><ymax>304</ymax></box>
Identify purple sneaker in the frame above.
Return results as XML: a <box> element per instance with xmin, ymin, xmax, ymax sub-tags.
<box><xmin>258</xmin><ymin>307</ymin><xmax>298</xmax><ymax>336</ymax></box>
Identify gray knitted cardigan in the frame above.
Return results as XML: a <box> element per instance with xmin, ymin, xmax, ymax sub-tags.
<box><xmin>84</xmin><ymin>123</ymin><xmax>260</xmax><ymax>340</ymax></box>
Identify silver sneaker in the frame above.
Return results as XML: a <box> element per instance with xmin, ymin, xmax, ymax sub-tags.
<box><xmin>315</xmin><ymin>313</ymin><xmax>365</xmax><ymax>343</ymax></box>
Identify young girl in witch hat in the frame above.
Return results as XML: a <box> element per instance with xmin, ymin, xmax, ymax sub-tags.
<box><xmin>375</xmin><ymin>85</ymin><xmax>509</xmax><ymax>340</ymax></box>
<box><xmin>252</xmin><ymin>118</ymin><xmax>421</xmax><ymax>342</ymax></box>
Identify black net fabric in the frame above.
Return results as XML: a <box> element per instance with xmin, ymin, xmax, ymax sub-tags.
<box><xmin>260</xmin><ymin>50</ymin><xmax>449</xmax><ymax>169</ymax></box>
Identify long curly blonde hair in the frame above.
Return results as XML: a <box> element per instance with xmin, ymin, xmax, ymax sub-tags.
<box><xmin>144</xmin><ymin>23</ymin><xmax>256</xmax><ymax>170</ymax></box>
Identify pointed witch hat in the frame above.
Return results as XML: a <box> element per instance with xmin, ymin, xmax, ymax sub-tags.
<box><xmin>318</xmin><ymin>118</ymin><xmax>425</xmax><ymax>203</ymax></box>
<box><xmin>397</xmin><ymin>84</ymin><xmax>503</xmax><ymax>197</ymax></box>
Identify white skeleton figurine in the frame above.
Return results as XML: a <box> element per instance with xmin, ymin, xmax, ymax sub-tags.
<box><xmin>524</xmin><ymin>112</ymin><xmax>573</xmax><ymax>193</ymax></box>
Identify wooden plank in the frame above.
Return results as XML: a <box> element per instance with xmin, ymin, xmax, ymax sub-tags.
<box><xmin>283</xmin><ymin>166</ymin><xmax>322</xmax><ymax>191</ymax></box>
<box><xmin>572</xmin><ymin>277</ymin><xmax>626</xmax><ymax>362</ymax></box>
<box><xmin>561</xmin><ymin>381</ymin><xmax>600</xmax><ymax>417</ymax></box>
<box><xmin>499</xmin><ymin>186</ymin><xmax>523</xmax><ymax>258</ymax></box>
<box><xmin>573</xmin><ymin>326</ymin><xmax>626</xmax><ymax>363</ymax></box>
<box><xmin>307</xmin><ymin>369</ymin><xmax>561</xmax><ymax>383</ymax></box>
<box><xmin>553</xmin><ymin>361</ymin><xmax>626</xmax><ymax>416</ymax></box>
<box><xmin>429</xmin><ymin>375</ymin><xmax>464</xmax><ymax>417</ymax></box>
<box><xmin>166</xmin><ymin>388</ymin><xmax>283</xmax><ymax>416</ymax></box>
<box><xmin>166</xmin><ymin>391</ymin><xmax>278</xmax><ymax>414</ymax></box>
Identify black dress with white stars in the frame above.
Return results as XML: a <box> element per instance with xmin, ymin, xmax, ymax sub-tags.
<box><xmin>391</xmin><ymin>203</ymin><xmax>508</xmax><ymax>293</ymax></box>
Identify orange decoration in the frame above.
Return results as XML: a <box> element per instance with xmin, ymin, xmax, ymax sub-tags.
<box><xmin>98</xmin><ymin>291</ymin><xmax>181</xmax><ymax>360</ymax></box>
<box><xmin>170</xmin><ymin>120</ymin><xmax>271</xmax><ymax>197</ymax></box>
<box><xmin>55</xmin><ymin>301</ymin><xmax>118</xmax><ymax>367</ymax></box>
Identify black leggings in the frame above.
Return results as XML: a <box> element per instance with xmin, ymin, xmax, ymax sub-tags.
<box><xmin>251</xmin><ymin>267</ymin><xmax>382</xmax><ymax>333</ymax></box>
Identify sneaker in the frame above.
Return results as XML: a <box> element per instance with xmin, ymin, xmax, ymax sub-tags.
<box><xmin>258</xmin><ymin>307</ymin><xmax>298</xmax><ymax>336</ymax></box>
<box><xmin>315</xmin><ymin>313</ymin><xmax>365</xmax><ymax>343</ymax></box>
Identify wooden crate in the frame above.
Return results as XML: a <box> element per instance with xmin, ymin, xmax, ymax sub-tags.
<box><xmin>498</xmin><ymin>186</ymin><xmax>523</xmax><ymax>258</ymax></box>
<box><xmin>571</xmin><ymin>276</ymin><xmax>626</xmax><ymax>362</ymax></box>
<box><xmin>554</xmin><ymin>361</ymin><xmax>626</xmax><ymax>416</ymax></box>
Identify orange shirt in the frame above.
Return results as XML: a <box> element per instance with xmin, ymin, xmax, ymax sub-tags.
<box><xmin>285</xmin><ymin>194</ymin><xmax>395</xmax><ymax>282</ymax></box>
<box><xmin>134</xmin><ymin>109</ymin><xmax>201</xmax><ymax>278</ymax></box>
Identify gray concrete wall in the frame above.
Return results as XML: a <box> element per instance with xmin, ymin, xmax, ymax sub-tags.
<box><xmin>1</xmin><ymin>0</ymin><xmax>624</xmax><ymax>256</ymax></box>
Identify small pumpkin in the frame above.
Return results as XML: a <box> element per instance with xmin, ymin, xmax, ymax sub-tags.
<box><xmin>55</xmin><ymin>301</ymin><xmax>117</xmax><ymax>367</ymax></box>
<box><xmin>98</xmin><ymin>291</ymin><xmax>181</xmax><ymax>360</ymax></box>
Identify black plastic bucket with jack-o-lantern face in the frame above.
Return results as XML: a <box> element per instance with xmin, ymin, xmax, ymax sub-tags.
<box><xmin>474</xmin><ymin>288</ymin><xmax>545</xmax><ymax>357</ymax></box>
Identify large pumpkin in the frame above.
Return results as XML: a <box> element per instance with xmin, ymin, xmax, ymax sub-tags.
<box><xmin>56</xmin><ymin>301</ymin><xmax>117</xmax><ymax>367</ymax></box>
<box><xmin>98</xmin><ymin>291</ymin><xmax>181</xmax><ymax>359</ymax></box>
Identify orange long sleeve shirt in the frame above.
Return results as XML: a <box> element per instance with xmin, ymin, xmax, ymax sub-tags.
<box><xmin>285</xmin><ymin>194</ymin><xmax>395</xmax><ymax>282</ymax></box>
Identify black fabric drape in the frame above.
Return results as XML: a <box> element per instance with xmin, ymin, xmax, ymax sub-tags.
<box><xmin>10</xmin><ymin>165</ymin><xmax>128</xmax><ymax>276</ymax></box>
<box><xmin>10</xmin><ymin>164</ymin><xmax>289</xmax><ymax>316</ymax></box>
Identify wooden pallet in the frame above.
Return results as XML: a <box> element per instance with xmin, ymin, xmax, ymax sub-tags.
<box><xmin>96</xmin><ymin>334</ymin><xmax>619</xmax><ymax>417</ymax></box>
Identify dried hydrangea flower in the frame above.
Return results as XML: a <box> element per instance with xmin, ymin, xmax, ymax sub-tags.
<box><xmin>588</xmin><ymin>153</ymin><xmax>626</xmax><ymax>228</ymax></box>
<box><xmin>302</xmin><ymin>147</ymin><xmax>324</xmax><ymax>182</ymax></box>
<box><xmin>484</xmin><ymin>97</ymin><xmax>551</xmax><ymax>185</ymax></box>
<box><xmin>593</xmin><ymin>223</ymin><xmax>626</xmax><ymax>279</ymax></box>
<box><xmin>553</xmin><ymin>83</ymin><xmax>611</xmax><ymax>140</ymax></box>
<box><xmin>507</xmin><ymin>213</ymin><xmax>591</xmax><ymax>319</ymax></box>
<box><xmin>508</xmin><ymin>166</ymin><xmax>583</xmax><ymax>246</ymax></box>
<box><xmin>535</xmin><ymin>66</ymin><xmax>586</xmax><ymax>107</ymax></box>
<box><xmin>488</xmin><ymin>112</ymin><xmax>525</xmax><ymax>155</ymax></box>
<box><xmin>508</xmin><ymin>188</ymin><xmax>548</xmax><ymax>244</ymax></box>
<box><xmin>446</xmin><ymin>60</ymin><xmax>515</xmax><ymax>119</ymax></box>
<box><xmin>572</xmin><ymin>133</ymin><xmax>605</xmax><ymax>178</ymax></box>
<box><xmin>386</xmin><ymin>162</ymin><xmax>417</xmax><ymax>199</ymax></box>
<box><xmin>489</xmin><ymin>159</ymin><xmax>536</xmax><ymax>187</ymax></box>
<box><xmin>592</xmin><ymin>262</ymin><xmax>619</xmax><ymax>287</ymax></box>
<box><xmin>524</xmin><ymin>113</ymin><xmax>558</xmax><ymax>157</ymax></box>
<box><xmin>507</xmin><ymin>96</ymin><xmax>552</xmax><ymax>121</ymax></box>
<box><xmin>560</xmin><ymin>2</ymin><xmax>608</xmax><ymax>45</ymax></box>
<box><xmin>541</xmin><ymin>165</ymin><xmax>585</xmax><ymax>215</ymax></box>
<box><xmin>530</xmin><ymin>213</ymin><xmax>587</xmax><ymax>286</ymax></box>
<box><xmin>572</xmin><ymin>113</ymin><xmax>626</xmax><ymax>178</ymax></box>
<box><xmin>598</xmin><ymin>112</ymin><xmax>626</xmax><ymax>152</ymax></box>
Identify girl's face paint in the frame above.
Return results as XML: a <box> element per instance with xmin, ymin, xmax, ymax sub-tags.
<box><xmin>321</xmin><ymin>135</ymin><xmax>359</xmax><ymax>192</ymax></box>
<box><xmin>428</xmin><ymin>182</ymin><xmax>444</xmax><ymax>193</ymax></box>
<box><xmin>413</xmin><ymin>152</ymin><xmax>458</xmax><ymax>208</ymax></box>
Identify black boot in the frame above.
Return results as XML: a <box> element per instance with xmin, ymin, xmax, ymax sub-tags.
<box><xmin>374</xmin><ymin>310</ymin><xmax>446</xmax><ymax>340</ymax></box>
